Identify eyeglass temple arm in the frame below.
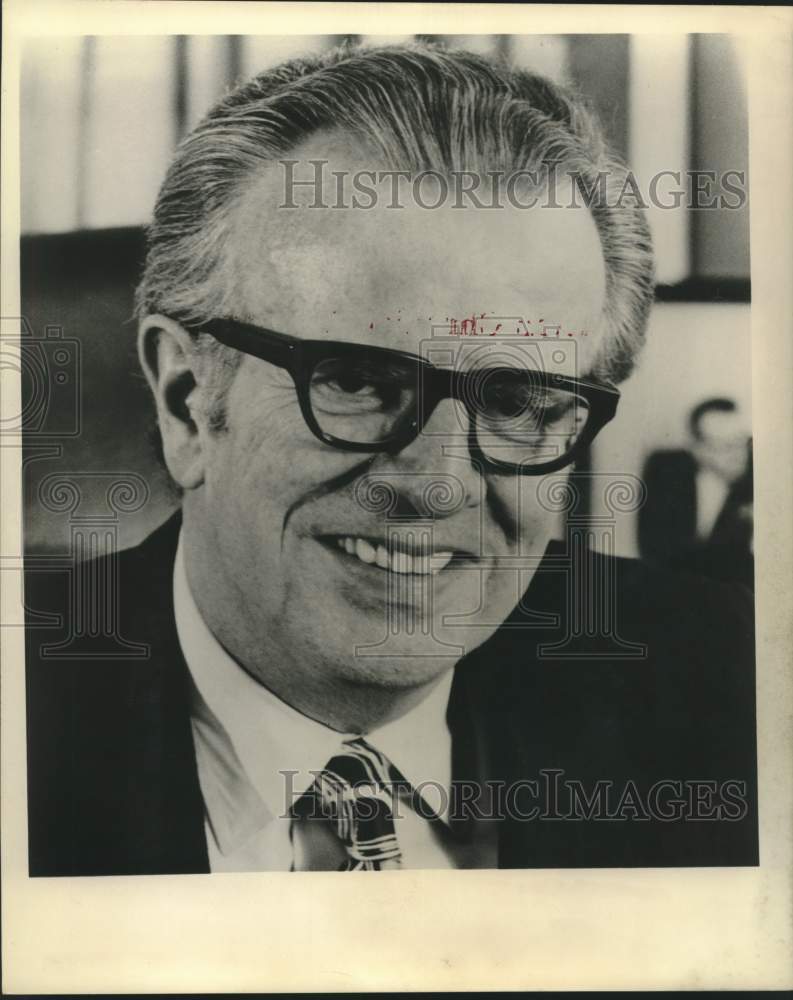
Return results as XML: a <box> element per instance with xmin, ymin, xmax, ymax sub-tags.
<box><xmin>197</xmin><ymin>319</ymin><xmax>299</xmax><ymax>368</ymax></box>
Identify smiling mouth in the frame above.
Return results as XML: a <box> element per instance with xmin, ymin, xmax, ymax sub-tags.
<box><xmin>323</xmin><ymin>535</ymin><xmax>459</xmax><ymax>576</ymax></box>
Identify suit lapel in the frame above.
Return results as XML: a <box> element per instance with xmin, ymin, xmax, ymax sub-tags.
<box><xmin>118</xmin><ymin>513</ymin><xmax>210</xmax><ymax>874</ymax></box>
<box><xmin>119</xmin><ymin>522</ymin><xmax>570</xmax><ymax>873</ymax></box>
<box><xmin>447</xmin><ymin>541</ymin><xmax>568</xmax><ymax>869</ymax></box>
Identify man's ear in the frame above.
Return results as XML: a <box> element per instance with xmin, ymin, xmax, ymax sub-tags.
<box><xmin>138</xmin><ymin>315</ymin><xmax>206</xmax><ymax>490</ymax></box>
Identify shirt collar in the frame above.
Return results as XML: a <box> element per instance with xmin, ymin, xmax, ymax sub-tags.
<box><xmin>173</xmin><ymin>532</ymin><xmax>454</xmax><ymax>849</ymax></box>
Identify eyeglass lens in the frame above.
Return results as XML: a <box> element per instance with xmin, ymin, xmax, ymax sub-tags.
<box><xmin>308</xmin><ymin>352</ymin><xmax>590</xmax><ymax>465</ymax></box>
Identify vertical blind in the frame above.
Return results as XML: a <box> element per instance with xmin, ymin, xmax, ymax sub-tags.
<box><xmin>21</xmin><ymin>33</ymin><xmax>749</xmax><ymax>283</ymax></box>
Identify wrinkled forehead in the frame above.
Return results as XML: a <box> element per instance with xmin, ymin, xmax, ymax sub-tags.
<box><xmin>225</xmin><ymin>131</ymin><xmax>608</xmax><ymax>375</ymax></box>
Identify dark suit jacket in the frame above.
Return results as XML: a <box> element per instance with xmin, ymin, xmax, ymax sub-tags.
<box><xmin>25</xmin><ymin>513</ymin><xmax>758</xmax><ymax>875</ymax></box>
<box><xmin>638</xmin><ymin>450</ymin><xmax>700</xmax><ymax>566</ymax></box>
<box><xmin>639</xmin><ymin>448</ymin><xmax>754</xmax><ymax>589</ymax></box>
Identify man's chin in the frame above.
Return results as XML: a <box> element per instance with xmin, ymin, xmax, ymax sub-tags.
<box><xmin>297</xmin><ymin>608</ymin><xmax>504</xmax><ymax>694</ymax></box>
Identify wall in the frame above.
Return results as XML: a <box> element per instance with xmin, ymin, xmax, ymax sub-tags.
<box><xmin>590</xmin><ymin>300</ymin><xmax>752</xmax><ymax>558</ymax></box>
<box><xmin>20</xmin><ymin>33</ymin><xmax>750</xmax><ymax>285</ymax></box>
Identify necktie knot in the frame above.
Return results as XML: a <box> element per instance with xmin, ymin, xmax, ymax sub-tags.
<box><xmin>300</xmin><ymin>737</ymin><xmax>403</xmax><ymax>870</ymax></box>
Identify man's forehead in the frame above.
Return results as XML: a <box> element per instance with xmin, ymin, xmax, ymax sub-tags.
<box><xmin>700</xmin><ymin>409</ymin><xmax>747</xmax><ymax>438</ymax></box>
<box><xmin>225</xmin><ymin>132</ymin><xmax>607</xmax><ymax>368</ymax></box>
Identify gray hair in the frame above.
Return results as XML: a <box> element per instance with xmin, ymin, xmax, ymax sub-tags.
<box><xmin>137</xmin><ymin>42</ymin><xmax>654</xmax><ymax>427</ymax></box>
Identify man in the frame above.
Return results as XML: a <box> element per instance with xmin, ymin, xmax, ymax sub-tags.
<box><xmin>25</xmin><ymin>43</ymin><xmax>757</xmax><ymax>874</ymax></box>
<box><xmin>639</xmin><ymin>398</ymin><xmax>754</xmax><ymax>588</ymax></box>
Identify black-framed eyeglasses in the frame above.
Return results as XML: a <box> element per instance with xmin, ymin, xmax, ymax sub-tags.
<box><xmin>192</xmin><ymin>318</ymin><xmax>620</xmax><ymax>475</ymax></box>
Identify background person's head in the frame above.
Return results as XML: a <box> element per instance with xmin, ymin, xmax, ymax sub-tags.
<box><xmin>137</xmin><ymin>43</ymin><xmax>655</xmax><ymax>730</ymax></box>
<box><xmin>689</xmin><ymin>397</ymin><xmax>751</xmax><ymax>484</ymax></box>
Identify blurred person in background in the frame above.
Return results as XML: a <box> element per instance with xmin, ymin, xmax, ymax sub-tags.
<box><xmin>639</xmin><ymin>397</ymin><xmax>754</xmax><ymax>589</ymax></box>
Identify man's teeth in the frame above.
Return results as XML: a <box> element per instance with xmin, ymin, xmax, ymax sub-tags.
<box><xmin>336</xmin><ymin>537</ymin><xmax>454</xmax><ymax>575</ymax></box>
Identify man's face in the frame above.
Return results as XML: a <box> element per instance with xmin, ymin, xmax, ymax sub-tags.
<box><xmin>693</xmin><ymin>410</ymin><xmax>750</xmax><ymax>483</ymax></box>
<box><xmin>182</xmin><ymin>134</ymin><xmax>607</xmax><ymax>713</ymax></box>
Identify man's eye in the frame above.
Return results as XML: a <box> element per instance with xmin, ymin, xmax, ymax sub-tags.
<box><xmin>480</xmin><ymin>381</ymin><xmax>583</xmax><ymax>441</ymax></box>
<box><xmin>323</xmin><ymin>373</ymin><xmax>382</xmax><ymax>396</ymax></box>
<box><xmin>534</xmin><ymin>398</ymin><xmax>576</xmax><ymax>425</ymax></box>
<box><xmin>485</xmin><ymin>383</ymin><xmax>569</xmax><ymax>419</ymax></box>
<box><xmin>310</xmin><ymin>362</ymin><xmax>407</xmax><ymax>415</ymax></box>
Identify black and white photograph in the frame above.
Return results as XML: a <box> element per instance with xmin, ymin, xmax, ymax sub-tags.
<box><xmin>2</xmin><ymin>1</ymin><xmax>791</xmax><ymax>993</ymax></box>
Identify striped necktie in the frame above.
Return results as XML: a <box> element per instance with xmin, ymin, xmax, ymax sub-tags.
<box><xmin>300</xmin><ymin>737</ymin><xmax>403</xmax><ymax>871</ymax></box>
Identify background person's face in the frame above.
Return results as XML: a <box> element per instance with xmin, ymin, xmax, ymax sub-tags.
<box><xmin>183</xmin><ymin>137</ymin><xmax>608</xmax><ymax>719</ymax></box>
<box><xmin>693</xmin><ymin>410</ymin><xmax>750</xmax><ymax>483</ymax></box>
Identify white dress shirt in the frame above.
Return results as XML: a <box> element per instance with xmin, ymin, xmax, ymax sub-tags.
<box><xmin>173</xmin><ymin>534</ymin><xmax>458</xmax><ymax>871</ymax></box>
<box><xmin>695</xmin><ymin>468</ymin><xmax>729</xmax><ymax>540</ymax></box>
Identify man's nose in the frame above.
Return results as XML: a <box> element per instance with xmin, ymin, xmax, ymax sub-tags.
<box><xmin>365</xmin><ymin>398</ymin><xmax>483</xmax><ymax>518</ymax></box>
